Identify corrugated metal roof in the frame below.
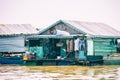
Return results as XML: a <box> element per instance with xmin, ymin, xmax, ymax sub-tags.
<box><xmin>39</xmin><ymin>20</ymin><xmax>120</xmax><ymax>37</ymax></box>
<box><xmin>0</xmin><ymin>24</ymin><xmax>37</xmax><ymax>35</ymax></box>
<box><xmin>27</xmin><ymin>35</ymin><xmax>75</xmax><ymax>39</ymax></box>
<box><xmin>62</xmin><ymin>20</ymin><xmax>120</xmax><ymax>36</ymax></box>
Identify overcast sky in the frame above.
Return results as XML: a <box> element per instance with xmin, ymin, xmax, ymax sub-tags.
<box><xmin>0</xmin><ymin>0</ymin><xmax>120</xmax><ymax>30</ymax></box>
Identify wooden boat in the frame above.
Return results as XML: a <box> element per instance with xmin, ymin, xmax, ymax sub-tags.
<box><xmin>0</xmin><ymin>56</ymin><xmax>23</xmax><ymax>64</ymax></box>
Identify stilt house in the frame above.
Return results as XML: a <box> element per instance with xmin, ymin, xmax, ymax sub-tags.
<box><xmin>27</xmin><ymin>20</ymin><xmax>120</xmax><ymax>60</ymax></box>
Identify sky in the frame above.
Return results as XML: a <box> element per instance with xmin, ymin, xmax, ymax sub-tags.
<box><xmin>0</xmin><ymin>0</ymin><xmax>120</xmax><ymax>30</ymax></box>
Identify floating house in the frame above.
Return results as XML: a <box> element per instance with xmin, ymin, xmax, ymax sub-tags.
<box><xmin>0</xmin><ymin>24</ymin><xmax>37</xmax><ymax>53</ymax></box>
<box><xmin>0</xmin><ymin>24</ymin><xmax>37</xmax><ymax>64</ymax></box>
<box><xmin>25</xmin><ymin>20</ymin><xmax>120</xmax><ymax>66</ymax></box>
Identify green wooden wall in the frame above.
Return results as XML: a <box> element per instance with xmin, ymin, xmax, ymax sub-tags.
<box><xmin>93</xmin><ymin>38</ymin><xmax>117</xmax><ymax>56</ymax></box>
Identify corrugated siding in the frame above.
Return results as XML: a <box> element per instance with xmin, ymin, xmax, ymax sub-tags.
<box><xmin>93</xmin><ymin>39</ymin><xmax>117</xmax><ymax>56</ymax></box>
<box><xmin>0</xmin><ymin>36</ymin><xmax>25</xmax><ymax>52</ymax></box>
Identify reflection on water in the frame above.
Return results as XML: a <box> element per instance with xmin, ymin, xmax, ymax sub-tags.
<box><xmin>0</xmin><ymin>64</ymin><xmax>120</xmax><ymax>80</ymax></box>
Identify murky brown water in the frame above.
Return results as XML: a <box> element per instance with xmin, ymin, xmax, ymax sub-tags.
<box><xmin>0</xmin><ymin>64</ymin><xmax>120</xmax><ymax>80</ymax></box>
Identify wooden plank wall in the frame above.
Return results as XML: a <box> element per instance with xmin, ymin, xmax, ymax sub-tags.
<box><xmin>93</xmin><ymin>39</ymin><xmax>117</xmax><ymax>56</ymax></box>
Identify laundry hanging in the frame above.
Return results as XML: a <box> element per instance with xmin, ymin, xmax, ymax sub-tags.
<box><xmin>74</xmin><ymin>38</ymin><xmax>80</xmax><ymax>51</ymax></box>
<box><xmin>70</xmin><ymin>40</ymin><xmax>73</xmax><ymax>52</ymax></box>
<box><xmin>66</xmin><ymin>40</ymin><xmax>70</xmax><ymax>52</ymax></box>
<box><xmin>66</xmin><ymin>39</ymin><xmax>74</xmax><ymax>53</ymax></box>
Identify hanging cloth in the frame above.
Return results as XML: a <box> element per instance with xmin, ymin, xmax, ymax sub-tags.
<box><xmin>79</xmin><ymin>40</ymin><xmax>87</xmax><ymax>57</ymax></box>
<box><xmin>74</xmin><ymin>38</ymin><xmax>80</xmax><ymax>51</ymax></box>
<box><xmin>66</xmin><ymin>40</ymin><xmax>70</xmax><ymax>52</ymax></box>
<box><xmin>79</xmin><ymin>40</ymin><xmax>84</xmax><ymax>50</ymax></box>
<box><xmin>70</xmin><ymin>40</ymin><xmax>73</xmax><ymax>52</ymax></box>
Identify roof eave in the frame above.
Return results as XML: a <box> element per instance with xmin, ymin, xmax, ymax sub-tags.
<box><xmin>90</xmin><ymin>35</ymin><xmax>120</xmax><ymax>39</ymax></box>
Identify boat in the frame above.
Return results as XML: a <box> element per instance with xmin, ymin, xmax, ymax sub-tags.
<box><xmin>0</xmin><ymin>56</ymin><xmax>23</xmax><ymax>64</ymax></box>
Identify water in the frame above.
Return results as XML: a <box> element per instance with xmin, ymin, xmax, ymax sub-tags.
<box><xmin>0</xmin><ymin>64</ymin><xmax>120</xmax><ymax>80</ymax></box>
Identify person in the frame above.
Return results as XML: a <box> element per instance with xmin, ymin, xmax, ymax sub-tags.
<box><xmin>23</xmin><ymin>54</ymin><xmax>28</xmax><ymax>60</ymax></box>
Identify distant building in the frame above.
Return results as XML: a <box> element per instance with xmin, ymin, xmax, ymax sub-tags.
<box><xmin>0</xmin><ymin>24</ymin><xmax>37</xmax><ymax>53</ymax></box>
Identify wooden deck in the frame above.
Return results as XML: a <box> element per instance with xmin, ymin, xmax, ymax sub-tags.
<box><xmin>103</xmin><ymin>56</ymin><xmax>120</xmax><ymax>65</ymax></box>
<box><xmin>23</xmin><ymin>57</ymin><xmax>103</xmax><ymax>66</ymax></box>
